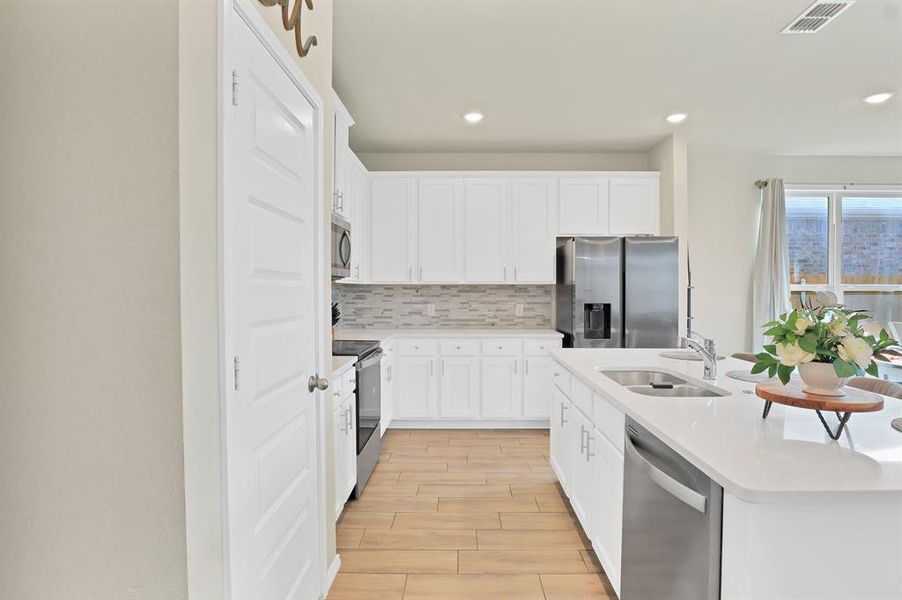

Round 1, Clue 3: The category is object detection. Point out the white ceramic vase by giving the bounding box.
[798,362,851,396]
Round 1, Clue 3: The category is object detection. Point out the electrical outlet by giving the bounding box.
[515,303,525,317]
[426,303,436,316]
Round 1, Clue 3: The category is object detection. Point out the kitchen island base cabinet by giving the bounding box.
[331,365,357,520]
[721,494,902,600]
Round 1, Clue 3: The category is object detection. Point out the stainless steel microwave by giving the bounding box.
[331,214,351,279]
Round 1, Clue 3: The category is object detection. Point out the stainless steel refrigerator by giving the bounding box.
[555,237,679,348]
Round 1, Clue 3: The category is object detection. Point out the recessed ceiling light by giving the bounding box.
[665,113,688,124]
[463,112,485,124]
[863,92,894,105]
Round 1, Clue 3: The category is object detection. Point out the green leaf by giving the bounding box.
[763,344,777,354]
[750,362,770,374]
[768,364,778,378]
[798,333,817,354]
[866,362,879,377]
[755,352,774,362]
[777,364,794,385]
[785,332,796,343]
[833,360,857,378]
[763,327,783,337]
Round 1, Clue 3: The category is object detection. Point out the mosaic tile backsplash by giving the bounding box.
[332,285,554,329]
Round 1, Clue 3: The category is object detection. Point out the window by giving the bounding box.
[786,187,901,325]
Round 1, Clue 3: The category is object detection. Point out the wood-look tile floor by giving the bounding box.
[329,428,616,600]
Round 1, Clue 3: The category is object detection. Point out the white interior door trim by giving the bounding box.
[220,1,329,597]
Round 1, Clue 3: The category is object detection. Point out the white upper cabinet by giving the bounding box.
[558,178,610,235]
[464,179,509,283]
[346,152,370,281]
[371,178,416,282]
[417,179,465,283]
[609,176,659,235]
[510,178,556,283]
[331,92,354,218]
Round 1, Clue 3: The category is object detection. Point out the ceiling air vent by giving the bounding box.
[781,0,856,34]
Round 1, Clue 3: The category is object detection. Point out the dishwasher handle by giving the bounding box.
[625,432,707,514]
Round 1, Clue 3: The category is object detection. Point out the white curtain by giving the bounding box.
[752,178,791,350]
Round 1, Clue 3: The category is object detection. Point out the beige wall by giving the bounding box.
[358,151,650,172]
[689,152,902,354]
[650,134,690,339]
[0,1,187,598]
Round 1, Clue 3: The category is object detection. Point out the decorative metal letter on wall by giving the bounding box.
[258,0,318,58]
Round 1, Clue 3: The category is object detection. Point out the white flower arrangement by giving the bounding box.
[753,307,899,384]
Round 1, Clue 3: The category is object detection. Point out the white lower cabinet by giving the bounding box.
[550,389,569,488]
[523,356,553,418]
[439,357,480,418]
[332,369,357,520]
[396,357,437,418]
[553,360,624,597]
[481,357,522,419]
[591,425,623,594]
[386,335,561,424]
[380,344,395,435]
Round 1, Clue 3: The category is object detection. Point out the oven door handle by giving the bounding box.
[625,433,707,514]
[355,348,384,370]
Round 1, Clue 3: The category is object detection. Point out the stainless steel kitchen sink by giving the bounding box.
[598,369,729,398]
[627,385,728,398]
[598,370,688,386]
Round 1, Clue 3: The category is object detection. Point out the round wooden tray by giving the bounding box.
[755,381,884,413]
[755,381,884,440]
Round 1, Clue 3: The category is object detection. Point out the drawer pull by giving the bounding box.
[497,345,503,350]
[456,345,461,350]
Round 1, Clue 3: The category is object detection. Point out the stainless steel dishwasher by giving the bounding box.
[621,417,723,600]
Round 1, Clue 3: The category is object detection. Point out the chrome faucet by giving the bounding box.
[683,335,718,380]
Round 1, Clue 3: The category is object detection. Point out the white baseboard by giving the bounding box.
[324,554,341,599]
[389,419,550,429]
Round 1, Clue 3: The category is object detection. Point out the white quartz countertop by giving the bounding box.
[331,355,356,376]
[335,328,563,342]
[550,348,902,503]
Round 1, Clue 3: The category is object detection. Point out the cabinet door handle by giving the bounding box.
[503,266,507,280]
[585,434,595,462]
[346,407,353,433]
[419,265,423,280]
[514,359,518,375]
[441,359,445,375]
[514,266,518,280]
[580,425,587,454]
[409,265,412,281]
[431,361,434,376]
[525,359,529,375]
[560,403,568,426]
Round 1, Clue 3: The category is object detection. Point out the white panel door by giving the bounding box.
[396,357,437,418]
[439,357,480,418]
[610,177,659,235]
[481,357,522,418]
[464,179,509,282]
[510,179,556,283]
[558,178,610,235]
[418,178,464,282]
[224,15,322,600]
[371,178,415,282]
[523,357,553,418]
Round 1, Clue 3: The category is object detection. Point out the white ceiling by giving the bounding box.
[333,0,902,156]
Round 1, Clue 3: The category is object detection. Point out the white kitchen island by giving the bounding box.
[550,348,902,600]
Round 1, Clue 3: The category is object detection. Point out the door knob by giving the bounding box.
[308,375,329,392]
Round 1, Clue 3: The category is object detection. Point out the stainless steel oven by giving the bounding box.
[331,214,351,279]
